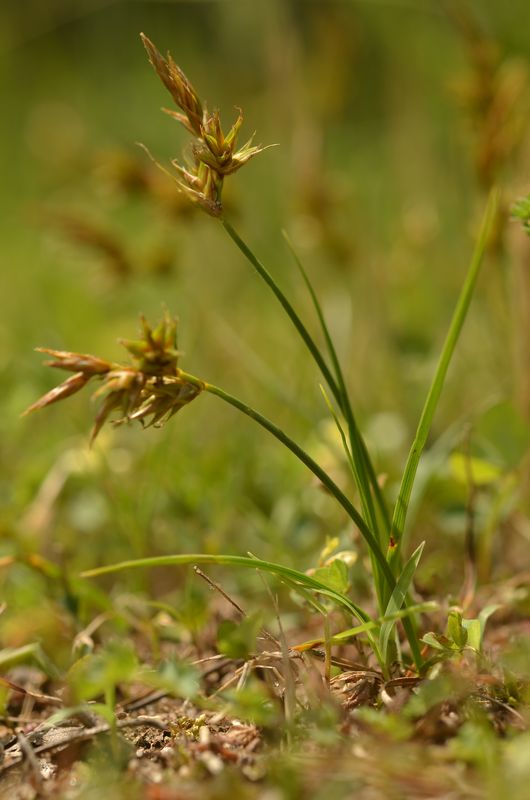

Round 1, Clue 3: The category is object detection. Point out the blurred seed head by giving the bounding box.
[448,6,529,192]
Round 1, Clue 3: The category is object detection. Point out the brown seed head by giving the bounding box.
[140,33,204,136]
[23,312,203,442]
[35,348,113,375]
[140,33,273,217]
[22,372,91,417]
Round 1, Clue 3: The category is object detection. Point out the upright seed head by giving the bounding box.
[140,33,273,217]
[140,33,204,136]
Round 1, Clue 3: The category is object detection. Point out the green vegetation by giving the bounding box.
[2,2,530,797]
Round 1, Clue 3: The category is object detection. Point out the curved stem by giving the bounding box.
[283,232,390,537]
[179,369,394,592]
[222,219,388,545]
[222,219,341,397]
[177,369,422,671]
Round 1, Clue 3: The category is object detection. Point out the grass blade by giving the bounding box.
[283,232,389,536]
[389,191,498,564]
[319,384,356,478]
[379,542,425,666]
[222,220,340,402]
[81,553,371,623]
[293,600,436,651]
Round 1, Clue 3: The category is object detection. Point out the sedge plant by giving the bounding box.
[24,35,498,678]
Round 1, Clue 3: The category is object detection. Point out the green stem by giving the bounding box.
[222,219,341,398]
[283,232,390,538]
[179,369,394,593]
[222,219,388,546]
[389,191,497,566]
[178,371,423,670]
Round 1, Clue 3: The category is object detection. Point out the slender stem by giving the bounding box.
[210,223,424,666]
[179,369,395,593]
[283,232,390,537]
[389,191,497,565]
[223,219,389,550]
[206,383,425,669]
[222,219,341,399]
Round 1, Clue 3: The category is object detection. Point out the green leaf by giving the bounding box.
[312,559,350,595]
[319,384,357,481]
[283,231,386,543]
[421,632,452,652]
[82,553,372,625]
[462,604,500,653]
[461,618,480,651]
[447,610,468,649]
[389,191,497,562]
[217,611,262,660]
[379,542,425,662]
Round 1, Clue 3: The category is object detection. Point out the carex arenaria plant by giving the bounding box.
[25,35,498,677]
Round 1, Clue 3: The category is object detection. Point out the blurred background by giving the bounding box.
[1,0,530,644]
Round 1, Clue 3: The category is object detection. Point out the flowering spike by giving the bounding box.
[22,372,90,416]
[35,349,112,375]
[151,316,167,347]
[119,339,150,359]
[90,392,124,444]
[140,34,204,136]
[24,313,203,442]
[140,34,273,217]
[224,109,244,148]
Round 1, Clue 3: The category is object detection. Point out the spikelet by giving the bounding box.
[140,34,273,216]
[23,312,202,442]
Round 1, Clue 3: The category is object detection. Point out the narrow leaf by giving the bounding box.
[379,542,425,662]
[389,191,498,561]
[294,601,436,651]
[82,553,371,623]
